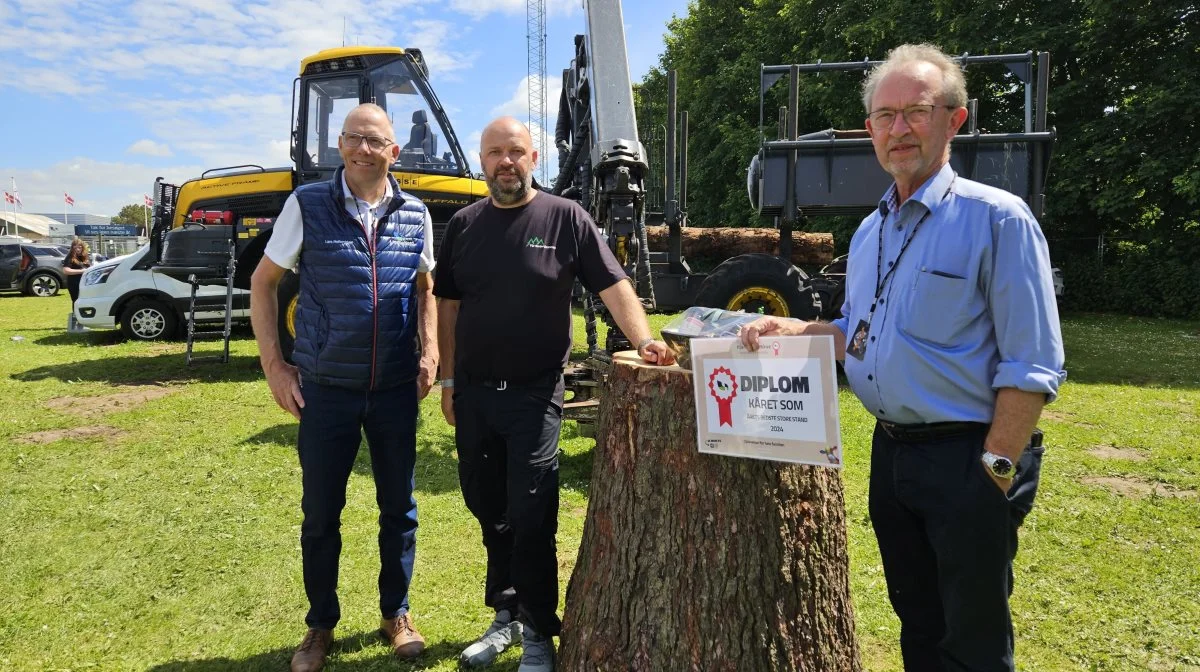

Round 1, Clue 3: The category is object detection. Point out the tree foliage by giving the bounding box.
[111,204,151,227]
[638,0,1200,316]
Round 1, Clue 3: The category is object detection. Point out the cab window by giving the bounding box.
[304,76,360,169]
[371,60,462,175]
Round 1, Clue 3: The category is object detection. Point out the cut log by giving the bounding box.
[560,352,860,671]
[645,225,835,268]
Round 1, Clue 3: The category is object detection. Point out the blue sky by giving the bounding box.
[0,0,690,217]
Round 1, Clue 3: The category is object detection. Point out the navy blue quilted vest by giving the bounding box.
[291,168,427,390]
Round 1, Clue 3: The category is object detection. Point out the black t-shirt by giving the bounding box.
[433,193,627,382]
[65,259,87,286]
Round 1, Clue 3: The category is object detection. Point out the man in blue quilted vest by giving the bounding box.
[250,103,437,672]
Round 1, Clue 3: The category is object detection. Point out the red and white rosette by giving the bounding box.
[707,366,738,427]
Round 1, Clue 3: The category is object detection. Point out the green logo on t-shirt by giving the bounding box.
[526,236,555,250]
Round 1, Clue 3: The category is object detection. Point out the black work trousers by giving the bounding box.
[869,422,1044,672]
[454,375,564,637]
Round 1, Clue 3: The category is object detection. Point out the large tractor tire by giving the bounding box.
[693,253,822,320]
[276,270,299,364]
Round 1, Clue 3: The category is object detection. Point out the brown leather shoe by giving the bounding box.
[291,628,332,672]
[379,612,426,659]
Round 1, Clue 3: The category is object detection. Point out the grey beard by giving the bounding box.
[487,174,531,205]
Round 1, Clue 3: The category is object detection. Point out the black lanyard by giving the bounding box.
[868,178,955,324]
[351,193,381,249]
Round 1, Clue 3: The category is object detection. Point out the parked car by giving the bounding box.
[74,244,249,341]
[0,236,67,297]
[53,244,108,263]
[0,236,23,292]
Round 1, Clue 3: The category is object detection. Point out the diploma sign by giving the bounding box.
[691,335,842,467]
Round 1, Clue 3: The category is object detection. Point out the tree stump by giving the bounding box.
[560,352,860,671]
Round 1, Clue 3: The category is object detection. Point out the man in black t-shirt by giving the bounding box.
[434,117,673,671]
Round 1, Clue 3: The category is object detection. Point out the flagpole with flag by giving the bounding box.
[143,194,154,237]
[10,177,21,236]
[64,192,76,243]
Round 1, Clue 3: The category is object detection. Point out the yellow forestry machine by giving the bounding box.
[144,46,486,362]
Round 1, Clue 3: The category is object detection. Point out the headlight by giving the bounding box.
[84,265,116,286]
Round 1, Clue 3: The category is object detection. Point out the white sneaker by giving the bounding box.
[460,609,522,667]
[517,627,555,672]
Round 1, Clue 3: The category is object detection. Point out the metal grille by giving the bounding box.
[641,124,664,215]
[222,193,290,216]
[153,181,181,235]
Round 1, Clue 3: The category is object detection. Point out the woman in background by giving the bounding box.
[62,237,90,307]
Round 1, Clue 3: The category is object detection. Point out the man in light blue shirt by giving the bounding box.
[740,44,1065,672]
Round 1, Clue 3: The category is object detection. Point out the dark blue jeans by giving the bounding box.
[869,422,1044,672]
[297,378,419,630]
[453,376,564,637]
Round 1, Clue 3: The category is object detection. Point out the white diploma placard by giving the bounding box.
[691,335,842,467]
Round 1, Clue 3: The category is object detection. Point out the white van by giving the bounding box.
[74,244,249,340]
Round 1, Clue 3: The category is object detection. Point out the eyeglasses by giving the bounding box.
[868,104,957,129]
[341,132,394,151]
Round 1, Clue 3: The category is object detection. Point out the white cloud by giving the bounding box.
[127,91,293,170]
[489,74,561,121]
[127,140,173,157]
[447,0,579,18]
[0,0,475,176]
[1,0,597,213]
[1,66,101,96]
[6,158,206,217]
[489,74,562,155]
[399,19,477,81]
[464,130,482,173]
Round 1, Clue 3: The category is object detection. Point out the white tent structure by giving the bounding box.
[0,212,64,241]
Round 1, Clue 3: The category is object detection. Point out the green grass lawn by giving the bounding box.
[1,295,1198,671]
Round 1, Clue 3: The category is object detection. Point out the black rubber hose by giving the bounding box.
[551,123,590,196]
[633,209,655,306]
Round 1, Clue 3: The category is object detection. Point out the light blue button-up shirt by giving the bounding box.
[831,163,1066,424]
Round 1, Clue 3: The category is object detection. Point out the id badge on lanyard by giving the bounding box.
[847,179,953,361]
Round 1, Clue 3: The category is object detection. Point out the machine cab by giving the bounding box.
[294,47,473,187]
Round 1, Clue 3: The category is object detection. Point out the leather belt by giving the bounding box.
[878,420,989,443]
[459,371,561,391]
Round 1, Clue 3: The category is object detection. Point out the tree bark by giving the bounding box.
[644,226,835,268]
[560,352,861,671]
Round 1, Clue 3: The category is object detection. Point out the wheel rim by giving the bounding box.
[728,286,789,316]
[30,275,57,296]
[285,295,299,339]
[130,308,166,339]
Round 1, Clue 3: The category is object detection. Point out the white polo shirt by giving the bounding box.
[263,173,436,273]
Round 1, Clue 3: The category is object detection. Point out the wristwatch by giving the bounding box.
[440,378,454,388]
[981,451,1016,479]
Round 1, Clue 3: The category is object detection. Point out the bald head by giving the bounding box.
[479,116,538,207]
[342,103,395,141]
[480,116,532,152]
